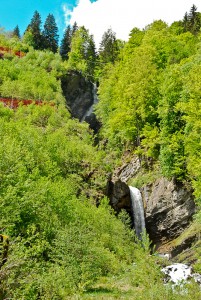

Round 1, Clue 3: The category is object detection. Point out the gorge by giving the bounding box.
[61,76,197,257]
[60,66,201,273]
[107,156,196,257]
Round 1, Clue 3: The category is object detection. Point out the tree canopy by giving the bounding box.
[67,26,96,78]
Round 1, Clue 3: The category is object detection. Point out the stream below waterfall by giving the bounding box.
[128,186,201,289]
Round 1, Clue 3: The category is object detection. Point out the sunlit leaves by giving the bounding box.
[67,26,96,78]
[0,50,65,103]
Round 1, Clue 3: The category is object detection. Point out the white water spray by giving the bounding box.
[129,186,146,239]
[81,83,98,121]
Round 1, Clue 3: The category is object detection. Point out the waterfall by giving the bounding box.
[129,186,146,239]
[81,83,98,122]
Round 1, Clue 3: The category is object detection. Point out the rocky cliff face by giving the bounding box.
[61,71,100,132]
[141,178,195,247]
[61,71,94,121]
[107,157,195,250]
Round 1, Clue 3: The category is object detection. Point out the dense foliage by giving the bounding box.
[96,15,201,203]
[0,48,64,102]
[67,26,96,79]
[1,4,201,299]
[0,104,136,298]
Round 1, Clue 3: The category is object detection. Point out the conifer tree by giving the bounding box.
[189,4,197,20]
[98,28,119,64]
[72,21,78,36]
[60,25,72,60]
[42,14,59,53]
[12,25,20,39]
[86,34,97,76]
[183,12,189,32]
[189,4,201,34]
[183,5,201,34]
[25,11,43,49]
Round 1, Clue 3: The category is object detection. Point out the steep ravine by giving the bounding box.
[61,73,197,259]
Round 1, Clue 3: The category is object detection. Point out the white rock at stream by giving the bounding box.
[162,263,192,284]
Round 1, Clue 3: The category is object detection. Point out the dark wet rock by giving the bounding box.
[85,113,101,134]
[107,179,131,213]
[61,71,94,121]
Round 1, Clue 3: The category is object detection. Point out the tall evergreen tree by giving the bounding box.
[72,21,78,36]
[12,25,20,39]
[86,34,97,76]
[183,12,189,32]
[60,25,72,60]
[25,11,43,49]
[189,4,201,34]
[98,28,119,64]
[189,4,197,20]
[184,5,201,34]
[42,14,59,53]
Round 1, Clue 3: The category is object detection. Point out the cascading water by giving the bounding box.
[81,83,98,122]
[129,186,146,239]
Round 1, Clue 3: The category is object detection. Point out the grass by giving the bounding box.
[65,260,201,300]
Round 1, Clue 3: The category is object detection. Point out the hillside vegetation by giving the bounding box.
[96,18,201,205]
[1,5,201,299]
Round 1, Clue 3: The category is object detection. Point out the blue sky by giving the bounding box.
[0,0,96,39]
[0,0,201,47]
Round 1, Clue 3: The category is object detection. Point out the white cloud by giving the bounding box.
[62,3,74,26]
[66,0,201,48]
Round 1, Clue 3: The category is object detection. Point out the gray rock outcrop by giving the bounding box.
[61,71,100,132]
[142,178,195,246]
[112,155,141,183]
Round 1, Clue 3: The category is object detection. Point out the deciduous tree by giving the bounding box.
[67,26,96,78]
